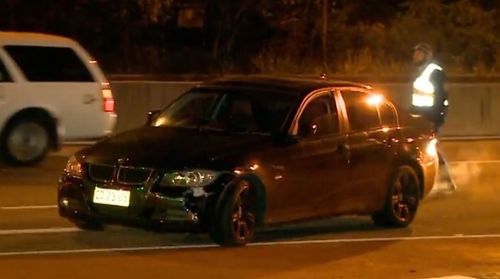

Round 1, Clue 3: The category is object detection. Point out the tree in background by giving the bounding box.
[1,0,500,75]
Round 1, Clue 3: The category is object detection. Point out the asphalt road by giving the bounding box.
[1,140,500,279]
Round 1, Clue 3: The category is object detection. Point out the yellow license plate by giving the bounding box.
[93,187,130,207]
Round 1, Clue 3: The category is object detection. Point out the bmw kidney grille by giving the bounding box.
[87,164,153,185]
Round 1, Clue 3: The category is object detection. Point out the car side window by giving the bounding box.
[4,45,94,82]
[342,90,381,131]
[380,101,397,127]
[0,57,12,82]
[219,97,259,132]
[298,93,339,137]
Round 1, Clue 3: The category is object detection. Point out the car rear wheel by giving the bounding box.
[1,118,50,165]
[211,180,257,246]
[372,166,420,227]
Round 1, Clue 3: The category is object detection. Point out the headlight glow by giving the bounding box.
[161,169,218,187]
[366,94,383,106]
[426,138,438,158]
[65,155,83,178]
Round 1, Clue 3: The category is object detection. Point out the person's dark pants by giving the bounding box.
[410,107,455,192]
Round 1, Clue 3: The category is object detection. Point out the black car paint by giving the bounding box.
[58,76,437,235]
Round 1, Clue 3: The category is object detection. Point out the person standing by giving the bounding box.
[411,43,448,131]
[411,43,456,192]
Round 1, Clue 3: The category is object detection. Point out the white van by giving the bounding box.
[0,32,116,165]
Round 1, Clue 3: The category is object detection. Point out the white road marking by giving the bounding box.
[0,243,218,257]
[0,205,58,210]
[1,233,500,257]
[0,227,81,236]
[448,160,500,164]
[425,276,476,279]
[249,233,500,247]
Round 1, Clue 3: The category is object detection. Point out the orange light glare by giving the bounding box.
[367,94,383,106]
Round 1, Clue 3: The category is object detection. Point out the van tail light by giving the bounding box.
[101,83,115,113]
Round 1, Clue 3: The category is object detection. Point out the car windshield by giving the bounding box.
[152,89,298,135]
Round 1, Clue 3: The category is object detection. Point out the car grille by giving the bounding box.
[87,164,154,185]
[88,164,115,183]
[117,166,154,185]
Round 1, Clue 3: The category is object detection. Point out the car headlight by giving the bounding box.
[426,138,438,158]
[65,155,83,178]
[160,169,218,187]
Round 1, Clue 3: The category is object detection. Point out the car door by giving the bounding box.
[271,90,350,220]
[340,89,396,213]
[0,50,19,129]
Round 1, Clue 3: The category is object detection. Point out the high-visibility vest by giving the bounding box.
[412,63,443,107]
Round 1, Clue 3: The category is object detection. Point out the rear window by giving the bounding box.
[4,45,94,82]
[342,90,381,131]
[380,102,397,126]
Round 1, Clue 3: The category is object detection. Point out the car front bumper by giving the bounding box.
[57,174,214,231]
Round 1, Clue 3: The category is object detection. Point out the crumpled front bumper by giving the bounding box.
[57,174,213,231]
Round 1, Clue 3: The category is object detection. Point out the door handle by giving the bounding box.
[337,143,350,156]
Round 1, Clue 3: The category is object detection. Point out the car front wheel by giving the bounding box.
[211,179,257,246]
[372,165,420,228]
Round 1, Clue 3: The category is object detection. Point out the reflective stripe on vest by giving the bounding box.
[412,63,443,107]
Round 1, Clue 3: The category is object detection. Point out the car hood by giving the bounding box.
[78,126,271,169]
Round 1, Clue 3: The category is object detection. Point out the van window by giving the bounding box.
[4,46,94,82]
[0,58,12,82]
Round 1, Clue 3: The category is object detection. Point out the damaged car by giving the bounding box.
[58,76,438,246]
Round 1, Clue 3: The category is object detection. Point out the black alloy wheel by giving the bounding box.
[211,180,257,246]
[231,182,256,243]
[372,166,420,228]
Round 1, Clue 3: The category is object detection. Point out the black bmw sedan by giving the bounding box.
[58,76,439,246]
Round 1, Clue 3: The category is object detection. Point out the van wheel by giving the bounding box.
[372,166,420,228]
[0,118,50,165]
[211,180,257,246]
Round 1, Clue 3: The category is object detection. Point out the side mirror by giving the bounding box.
[146,110,161,126]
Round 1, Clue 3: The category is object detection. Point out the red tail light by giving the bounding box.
[101,83,115,113]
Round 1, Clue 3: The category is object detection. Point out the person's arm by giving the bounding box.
[430,69,447,108]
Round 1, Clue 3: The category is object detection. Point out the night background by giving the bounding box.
[1,0,499,76]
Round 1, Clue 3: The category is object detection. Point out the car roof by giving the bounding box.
[0,31,77,47]
[195,75,372,97]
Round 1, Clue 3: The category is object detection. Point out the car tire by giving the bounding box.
[372,165,420,228]
[0,118,50,166]
[210,179,258,246]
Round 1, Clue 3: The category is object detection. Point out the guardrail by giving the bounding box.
[110,81,500,138]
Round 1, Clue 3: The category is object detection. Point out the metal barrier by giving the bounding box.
[110,81,500,138]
